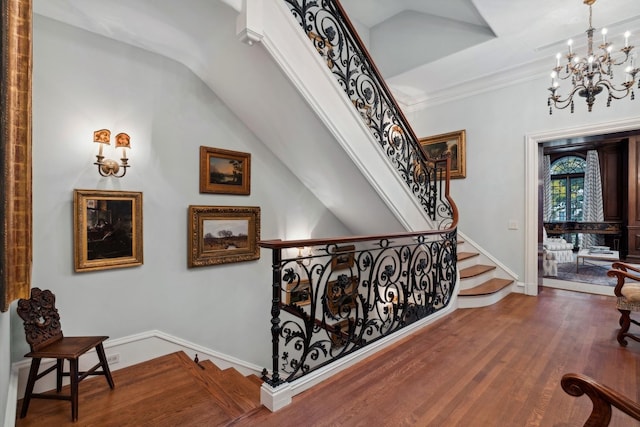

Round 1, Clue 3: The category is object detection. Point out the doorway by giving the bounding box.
[524,118,640,297]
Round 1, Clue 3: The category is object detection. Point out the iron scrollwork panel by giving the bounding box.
[267,235,456,385]
[283,0,453,226]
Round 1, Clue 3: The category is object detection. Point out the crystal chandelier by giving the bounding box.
[547,0,639,114]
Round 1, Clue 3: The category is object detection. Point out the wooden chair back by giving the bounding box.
[17,287,63,351]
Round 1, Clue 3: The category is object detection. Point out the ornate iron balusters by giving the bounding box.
[263,234,456,386]
[283,0,453,227]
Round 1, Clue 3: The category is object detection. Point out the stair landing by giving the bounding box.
[15,351,262,426]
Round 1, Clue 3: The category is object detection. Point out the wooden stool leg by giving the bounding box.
[618,309,631,347]
[69,358,79,422]
[95,343,115,389]
[20,358,41,418]
[56,358,64,392]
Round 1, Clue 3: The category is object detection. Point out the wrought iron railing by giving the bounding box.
[258,0,460,387]
[260,228,457,386]
[283,0,455,229]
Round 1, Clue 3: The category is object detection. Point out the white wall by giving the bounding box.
[10,15,353,370]
[408,76,640,279]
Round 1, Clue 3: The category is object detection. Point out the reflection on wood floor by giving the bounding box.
[16,288,640,426]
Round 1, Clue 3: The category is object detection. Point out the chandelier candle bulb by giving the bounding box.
[625,31,630,47]
[601,28,607,44]
[568,39,573,54]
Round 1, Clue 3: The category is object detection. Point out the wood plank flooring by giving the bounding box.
[16,288,640,426]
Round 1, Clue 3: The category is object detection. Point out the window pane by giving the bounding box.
[550,156,586,175]
[550,178,567,221]
[569,177,584,221]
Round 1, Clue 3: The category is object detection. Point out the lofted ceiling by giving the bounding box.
[32,0,640,109]
[340,0,640,108]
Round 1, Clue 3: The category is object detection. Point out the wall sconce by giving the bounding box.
[93,129,131,178]
[296,247,311,266]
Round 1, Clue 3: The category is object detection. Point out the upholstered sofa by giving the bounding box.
[542,228,573,277]
[543,227,574,263]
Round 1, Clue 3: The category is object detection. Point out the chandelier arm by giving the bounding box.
[595,76,636,96]
[549,84,586,109]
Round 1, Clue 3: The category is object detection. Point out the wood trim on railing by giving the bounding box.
[333,0,420,152]
[332,0,459,231]
[259,226,456,249]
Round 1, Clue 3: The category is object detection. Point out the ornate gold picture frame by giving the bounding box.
[199,146,251,195]
[74,190,144,272]
[188,205,260,267]
[419,130,466,179]
[0,0,33,310]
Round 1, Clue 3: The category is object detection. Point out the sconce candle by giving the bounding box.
[115,132,130,160]
[93,129,131,178]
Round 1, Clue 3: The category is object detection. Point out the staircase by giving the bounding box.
[15,351,264,426]
[187,353,263,421]
[456,240,515,308]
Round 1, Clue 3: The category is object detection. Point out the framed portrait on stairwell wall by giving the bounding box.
[419,129,466,179]
[74,189,143,272]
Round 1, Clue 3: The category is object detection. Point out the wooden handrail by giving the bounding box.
[561,373,640,426]
[331,0,458,230]
[259,227,456,249]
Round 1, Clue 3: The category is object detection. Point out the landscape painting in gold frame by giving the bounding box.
[188,205,260,267]
[419,130,466,179]
[199,146,251,195]
[74,190,143,272]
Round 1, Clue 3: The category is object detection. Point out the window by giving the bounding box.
[549,156,586,221]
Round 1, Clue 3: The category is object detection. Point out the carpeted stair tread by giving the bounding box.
[458,252,479,262]
[459,278,513,296]
[460,264,495,279]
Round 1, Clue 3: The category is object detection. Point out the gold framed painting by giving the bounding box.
[74,190,143,272]
[188,205,260,267]
[419,129,466,179]
[199,146,251,195]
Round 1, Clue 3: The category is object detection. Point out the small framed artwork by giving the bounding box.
[73,189,143,272]
[331,245,355,270]
[199,146,251,195]
[419,129,466,179]
[188,205,260,267]
[326,275,359,315]
[285,280,311,306]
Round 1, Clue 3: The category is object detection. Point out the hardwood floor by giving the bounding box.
[15,288,640,426]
